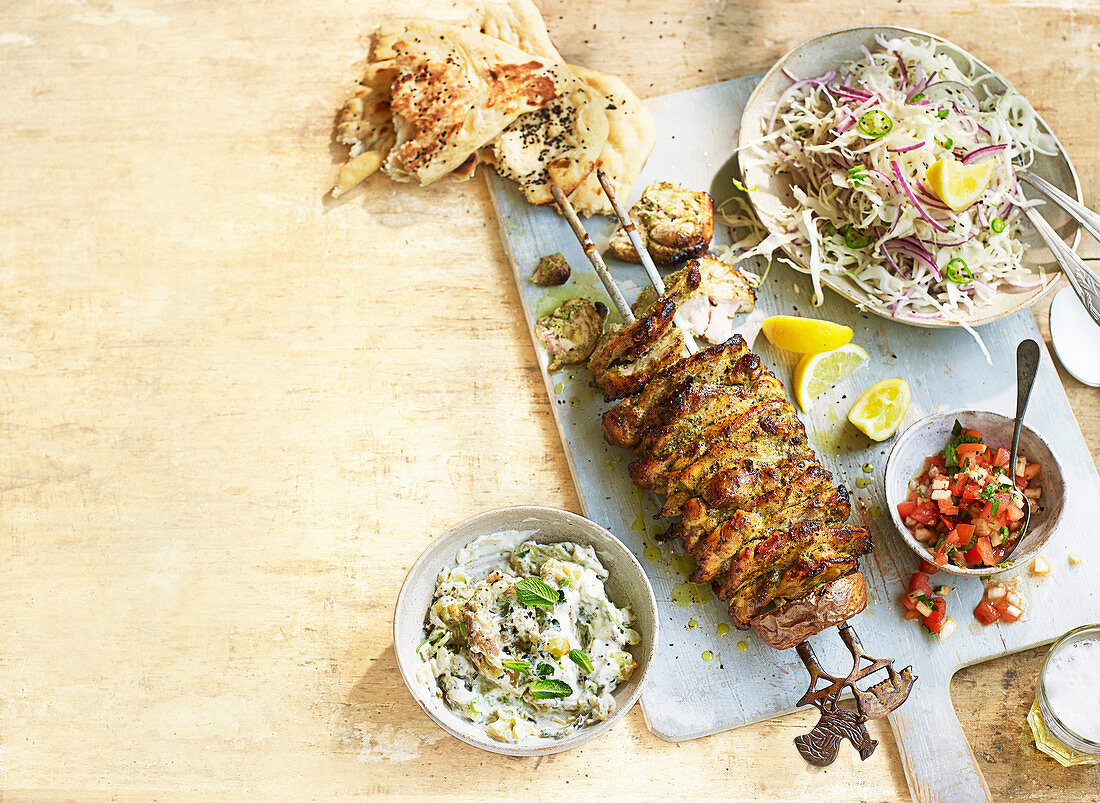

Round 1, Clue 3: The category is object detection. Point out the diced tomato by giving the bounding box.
[957,443,986,460]
[897,500,918,519]
[992,447,1011,469]
[965,536,996,566]
[1005,502,1025,523]
[911,500,939,526]
[954,523,975,542]
[933,548,949,567]
[908,572,934,596]
[929,454,947,470]
[962,428,983,439]
[961,482,983,501]
[919,559,940,574]
[950,474,967,497]
[974,599,1000,625]
[937,500,959,516]
[981,500,994,519]
[923,596,947,634]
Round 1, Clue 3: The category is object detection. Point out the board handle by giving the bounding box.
[888,671,991,803]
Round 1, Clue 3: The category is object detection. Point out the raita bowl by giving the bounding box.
[393,506,658,756]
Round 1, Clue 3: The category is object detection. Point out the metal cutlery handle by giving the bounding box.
[1023,207,1100,327]
[1020,171,1100,244]
[1010,339,1040,473]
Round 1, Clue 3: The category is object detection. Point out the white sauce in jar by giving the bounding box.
[1043,637,1100,743]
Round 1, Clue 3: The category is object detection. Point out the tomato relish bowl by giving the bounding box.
[884,409,1065,577]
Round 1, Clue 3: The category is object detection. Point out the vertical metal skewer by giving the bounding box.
[597,170,699,354]
[551,185,635,324]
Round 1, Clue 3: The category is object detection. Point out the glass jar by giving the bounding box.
[1029,623,1100,766]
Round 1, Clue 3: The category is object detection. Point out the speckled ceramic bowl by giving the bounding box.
[737,26,1081,329]
[393,506,658,756]
[884,409,1065,577]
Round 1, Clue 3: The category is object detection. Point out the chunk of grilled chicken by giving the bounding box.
[691,484,853,583]
[629,401,809,496]
[728,557,865,628]
[601,337,752,448]
[607,181,714,266]
[675,461,835,551]
[587,299,684,401]
[588,258,756,401]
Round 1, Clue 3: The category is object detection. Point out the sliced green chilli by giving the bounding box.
[858,109,893,137]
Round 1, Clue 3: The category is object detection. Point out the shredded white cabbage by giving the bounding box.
[739,35,1057,337]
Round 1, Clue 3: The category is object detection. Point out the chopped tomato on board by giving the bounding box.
[974,599,999,626]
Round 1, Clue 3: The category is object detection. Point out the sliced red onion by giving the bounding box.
[921,80,980,106]
[962,144,1008,164]
[894,51,909,90]
[888,141,926,153]
[976,205,988,228]
[884,241,942,280]
[881,244,909,279]
[767,71,836,132]
[890,161,950,234]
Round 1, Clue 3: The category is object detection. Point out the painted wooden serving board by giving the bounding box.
[486,74,1100,803]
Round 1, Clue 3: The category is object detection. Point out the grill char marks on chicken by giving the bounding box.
[597,334,871,632]
[601,336,750,449]
[587,299,683,401]
[588,257,757,403]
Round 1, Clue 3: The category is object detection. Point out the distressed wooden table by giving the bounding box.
[1,1,1097,800]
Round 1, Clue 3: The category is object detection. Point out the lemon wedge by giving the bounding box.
[793,344,870,412]
[761,315,853,353]
[925,157,994,211]
[848,378,911,441]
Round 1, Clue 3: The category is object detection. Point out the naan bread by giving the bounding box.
[467,1,608,205]
[471,0,561,61]
[332,59,399,199]
[566,65,656,216]
[384,21,566,186]
[487,74,609,204]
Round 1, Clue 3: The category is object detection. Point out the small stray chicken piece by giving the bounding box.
[529,252,572,286]
[607,181,714,265]
[535,298,608,371]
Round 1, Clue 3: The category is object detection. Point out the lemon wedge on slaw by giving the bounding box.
[847,378,911,441]
[925,157,995,211]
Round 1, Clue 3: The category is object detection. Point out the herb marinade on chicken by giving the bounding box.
[589,289,871,630]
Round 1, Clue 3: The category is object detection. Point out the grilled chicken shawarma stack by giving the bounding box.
[589,273,872,648]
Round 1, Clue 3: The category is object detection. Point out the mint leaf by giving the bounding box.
[515,577,562,608]
[536,662,554,678]
[502,659,530,675]
[951,419,963,437]
[568,649,594,673]
[528,679,573,699]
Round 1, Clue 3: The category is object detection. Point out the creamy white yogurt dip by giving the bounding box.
[415,531,640,742]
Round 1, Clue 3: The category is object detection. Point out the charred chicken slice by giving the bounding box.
[588,258,756,402]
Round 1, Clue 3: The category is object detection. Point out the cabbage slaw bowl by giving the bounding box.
[737,26,1082,330]
[393,506,658,756]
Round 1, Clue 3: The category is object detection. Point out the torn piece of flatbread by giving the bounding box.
[566,65,656,217]
[486,74,609,204]
[471,0,562,61]
[333,59,399,199]
[384,21,567,186]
